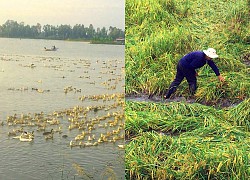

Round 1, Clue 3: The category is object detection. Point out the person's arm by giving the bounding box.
[207,60,225,82]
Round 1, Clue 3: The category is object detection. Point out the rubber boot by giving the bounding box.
[189,84,197,96]
[164,86,176,99]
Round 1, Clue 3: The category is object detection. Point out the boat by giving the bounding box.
[44,46,58,51]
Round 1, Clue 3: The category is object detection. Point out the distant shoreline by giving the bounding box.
[0,37,125,45]
[65,38,124,45]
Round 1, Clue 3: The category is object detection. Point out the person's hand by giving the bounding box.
[218,75,225,82]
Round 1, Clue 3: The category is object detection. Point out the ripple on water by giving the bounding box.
[0,38,125,179]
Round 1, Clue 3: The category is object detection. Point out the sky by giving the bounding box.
[0,0,125,29]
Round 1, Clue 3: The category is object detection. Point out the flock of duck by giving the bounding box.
[1,55,125,149]
[2,93,124,148]
[5,57,124,94]
[3,93,125,148]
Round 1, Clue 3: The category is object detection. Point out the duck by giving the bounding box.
[43,129,53,135]
[88,135,94,141]
[8,131,17,136]
[84,142,93,147]
[78,125,85,130]
[13,135,21,139]
[62,134,68,138]
[19,134,33,142]
[19,137,33,142]
[79,141,85,148]
[75,134,85,141]
[70,140,78,148]
[118,144,125,149]
[23,131,34,139]
[47,119,60,125]
[37,89,44,93]
[13,131,34,141]
[45,134,53,140]
[113,129,120,134]
[14,127,24,133]
[53,126,62,133]
[106,131,112,137]
[68,124,77,130]
[98,138,103,143]
[70,140,74,146]
[37,126,46,132]
[113,136,120,141]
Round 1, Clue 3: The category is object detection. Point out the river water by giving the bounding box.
[0,38,125,179]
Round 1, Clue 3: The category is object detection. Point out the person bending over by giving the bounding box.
[164,48,225,99]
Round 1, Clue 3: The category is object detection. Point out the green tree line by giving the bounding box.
[0,20,124,42]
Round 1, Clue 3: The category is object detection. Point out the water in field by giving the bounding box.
[0,38,125,180]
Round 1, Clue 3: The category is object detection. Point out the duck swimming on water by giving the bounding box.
[15,132,34,142]
[45,134,53,140]
[19,136,33,142]
[43,129,53,136]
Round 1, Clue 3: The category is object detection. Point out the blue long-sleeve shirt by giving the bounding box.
[179,51,220,76]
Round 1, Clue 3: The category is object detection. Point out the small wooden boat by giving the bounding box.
[44,46,58,51]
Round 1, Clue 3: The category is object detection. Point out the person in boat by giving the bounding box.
[44,46,56,51]
[164,48,225,99]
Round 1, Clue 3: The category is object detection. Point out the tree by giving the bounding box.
[108,26,124,40]
[86,24,95,39]
[0,20,124,42]
[58,24,71,39]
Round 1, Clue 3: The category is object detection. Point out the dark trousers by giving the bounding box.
[165,62,197,98]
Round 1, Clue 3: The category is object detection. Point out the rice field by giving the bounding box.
[125,100,250,179]
[125,0,250,104]
[125,0,250,179]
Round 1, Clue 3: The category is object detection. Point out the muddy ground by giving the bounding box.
[125,93,240,108]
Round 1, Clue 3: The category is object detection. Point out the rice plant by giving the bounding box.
[125,101,250,179]
[226,98,250,131]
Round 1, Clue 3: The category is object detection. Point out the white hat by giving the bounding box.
[203,48,218,58]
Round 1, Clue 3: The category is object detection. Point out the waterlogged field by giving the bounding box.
[0,38,125,179]
[125,0,250,179]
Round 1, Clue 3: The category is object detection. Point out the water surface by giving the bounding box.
[0,38,125,179]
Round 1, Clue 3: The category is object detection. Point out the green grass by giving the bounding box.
[126,130,250,180]
[125,0,250,179]
[125,0,250,104]
[125,100,250,179]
